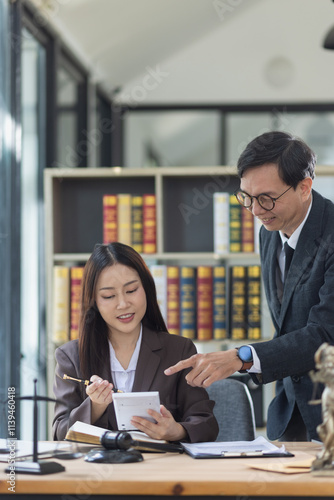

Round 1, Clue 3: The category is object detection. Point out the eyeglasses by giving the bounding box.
[234,186,292,211]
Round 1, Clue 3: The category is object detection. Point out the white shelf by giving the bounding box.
[52,251,260,264]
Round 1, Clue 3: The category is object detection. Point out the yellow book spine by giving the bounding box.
[52,266,70,344]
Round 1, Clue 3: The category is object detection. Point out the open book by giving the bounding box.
[65,421,182,453]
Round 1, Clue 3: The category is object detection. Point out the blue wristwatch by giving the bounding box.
[236,346,253,373]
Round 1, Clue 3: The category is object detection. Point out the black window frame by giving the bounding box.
[119,103,334,166]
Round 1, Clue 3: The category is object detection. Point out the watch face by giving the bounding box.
[238,345,253,363]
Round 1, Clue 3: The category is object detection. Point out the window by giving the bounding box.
[124,109,221,167]
[0,0,14,439]
[95,90,112,167]
[20,25,47,439]
[123,105,334,168]
[55,52,88,168]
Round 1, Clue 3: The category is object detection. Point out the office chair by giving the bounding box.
[206,378,256,441]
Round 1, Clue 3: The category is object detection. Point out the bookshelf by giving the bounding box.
[43,165,334,435]
[44,165,267,338]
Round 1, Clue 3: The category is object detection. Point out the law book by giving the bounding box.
[150,264,168,325]
[213,192,229,254]
[64,421,179,453]
[229,265,247,340]
[52,266,70,343]
[70,266,84,340]
[167,266,180,335]
[196,266,213,340]
[117,194,132,246]
[180,266,196,339]
[247,265,262,340]
[131,195,143,253]
[143,194,156,254]
[212,266,227,340]
[241,207,254,253]
[229,195,242,253]
[102,194,118,244]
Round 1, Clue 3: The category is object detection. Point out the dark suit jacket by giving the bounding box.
[53,326,219,443]
[251,190,334,440]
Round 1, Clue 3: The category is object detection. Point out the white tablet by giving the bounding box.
[112,391,161,431]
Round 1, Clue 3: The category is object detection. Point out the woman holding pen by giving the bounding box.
[53,242,218,443]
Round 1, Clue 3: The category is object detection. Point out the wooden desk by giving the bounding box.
[0,442,333,499]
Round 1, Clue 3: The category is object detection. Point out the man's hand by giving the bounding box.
[164,349,243,388]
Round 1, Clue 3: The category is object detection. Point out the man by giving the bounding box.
[165,131,334,441]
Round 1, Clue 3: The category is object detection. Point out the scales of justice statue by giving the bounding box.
[5,379,66,475]
[309,343,334,475]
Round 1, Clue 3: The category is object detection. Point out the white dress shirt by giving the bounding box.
[108,326,143,392]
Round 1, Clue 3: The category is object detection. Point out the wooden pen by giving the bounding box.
[62,374,123,392]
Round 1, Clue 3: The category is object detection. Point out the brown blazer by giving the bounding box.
[53,326,218,443]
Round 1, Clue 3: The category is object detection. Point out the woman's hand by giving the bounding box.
[130,404,187,442]
[86,375,114,405]
[86,375,114,423]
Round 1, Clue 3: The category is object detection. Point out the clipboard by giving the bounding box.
[181,436,294,459]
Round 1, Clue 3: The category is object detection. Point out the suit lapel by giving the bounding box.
[279,191,323,324]
[106,329,162,428]
[132,327,162,392]
[106,327,164,427]
[266,232,282,325]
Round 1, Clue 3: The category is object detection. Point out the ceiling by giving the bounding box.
[26,0,334,168]
[28,0,257,94]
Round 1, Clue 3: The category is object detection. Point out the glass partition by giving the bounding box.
[124,110,221,167]
[276,112,334,165]
[20,27,47,439]
[0,0,12,438]
[56,55,88,168]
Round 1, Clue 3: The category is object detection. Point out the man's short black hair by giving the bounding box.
[237,131,316,188]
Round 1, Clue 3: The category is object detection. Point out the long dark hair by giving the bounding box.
[78,242,167,379]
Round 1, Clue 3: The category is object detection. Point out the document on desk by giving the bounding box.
[181,436,294,459]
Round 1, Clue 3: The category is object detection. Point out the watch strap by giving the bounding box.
[238,359,253,373]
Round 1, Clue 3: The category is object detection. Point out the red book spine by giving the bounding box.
[196,266,213,340]
[143,194,156,254]
[167,266,180,335]
[103,194,117,244]
[70,266,84,340]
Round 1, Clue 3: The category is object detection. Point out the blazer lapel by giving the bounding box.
[132,327,162,392]
[106,327,163,427]
[266,232,282,325]
[279,191,323,324]
[100,345,119,430]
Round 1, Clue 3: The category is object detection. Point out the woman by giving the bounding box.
[53,242,218,442]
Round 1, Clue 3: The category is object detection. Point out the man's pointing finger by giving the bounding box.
[164,356,196,376]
